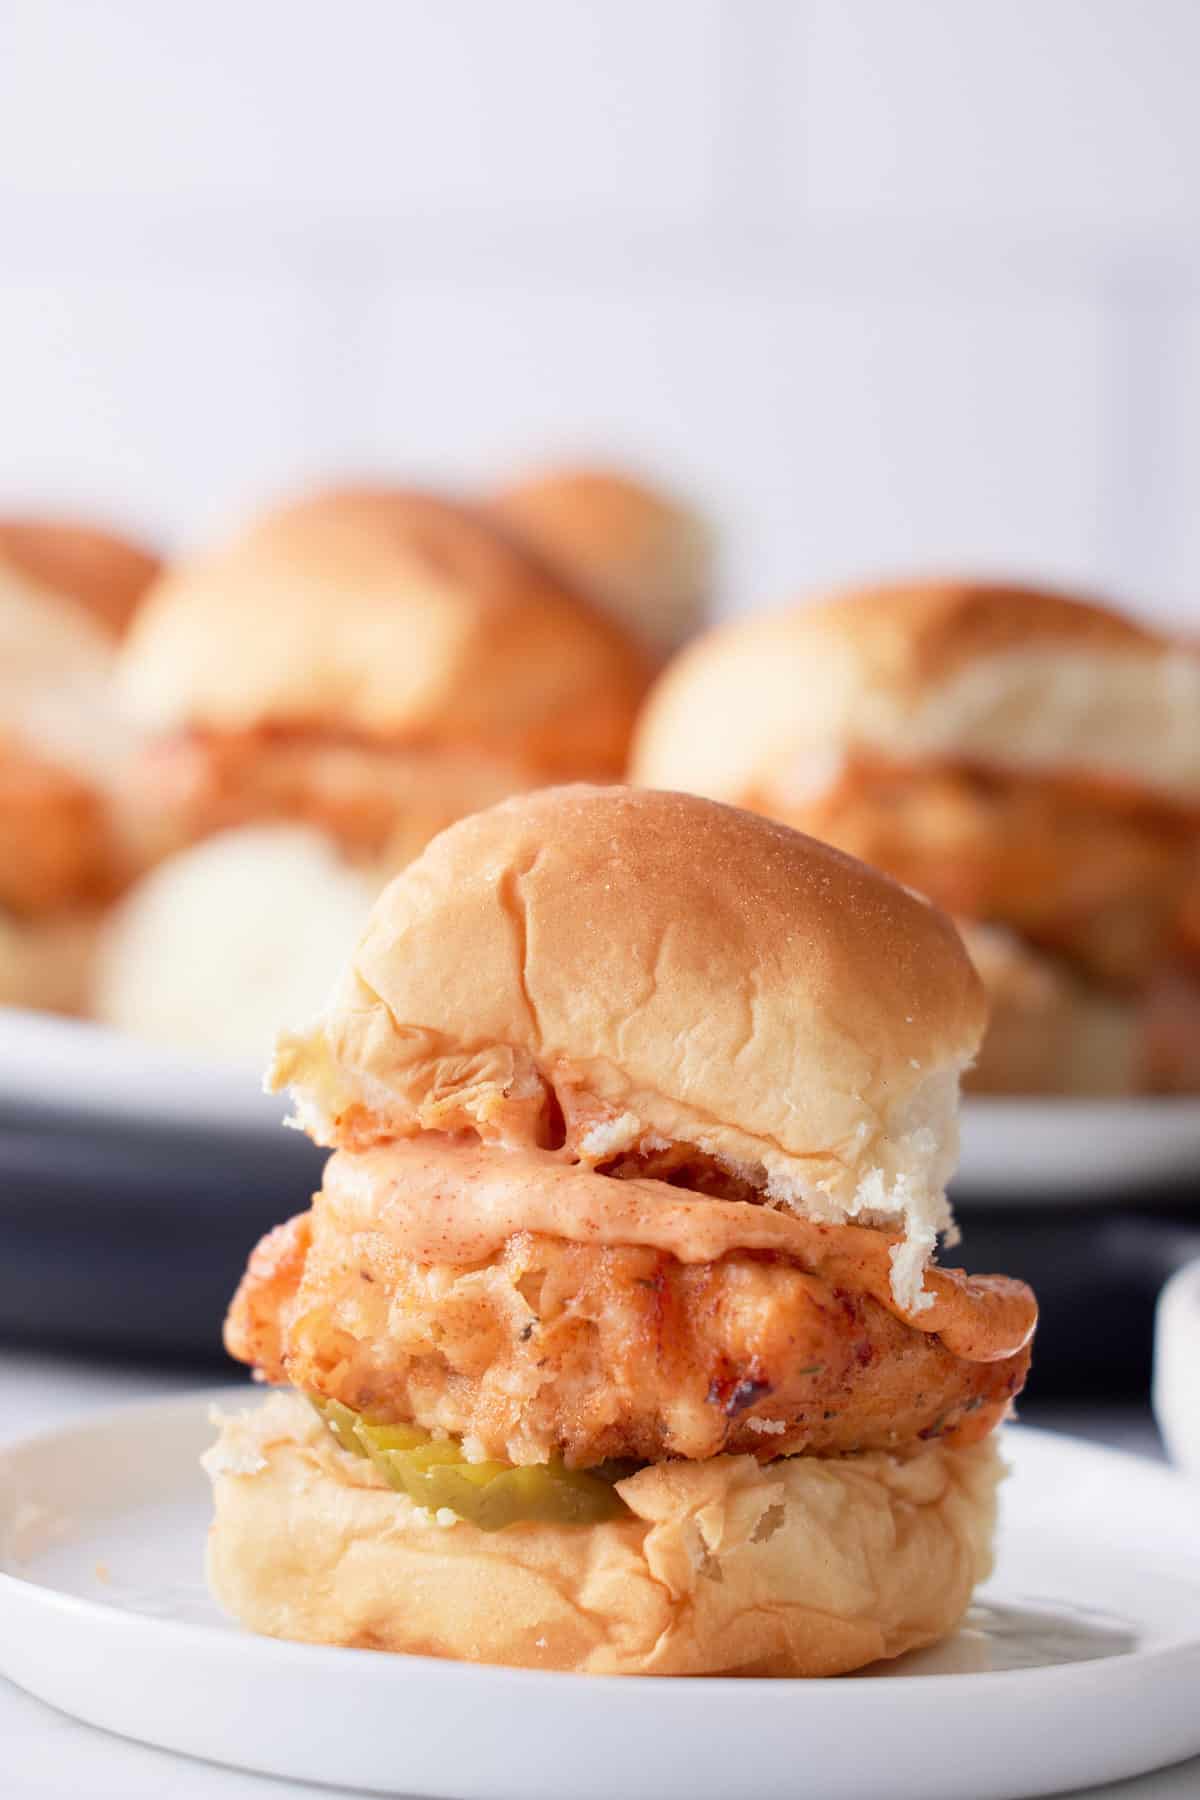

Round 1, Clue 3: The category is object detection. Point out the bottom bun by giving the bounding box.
[205,1393,1001,1677]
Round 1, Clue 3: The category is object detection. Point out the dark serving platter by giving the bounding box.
[0,1102,325,1366]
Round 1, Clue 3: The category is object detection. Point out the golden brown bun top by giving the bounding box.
[490,464,714,657]
[0,517,161,637]
[273,786,984,1285]
[633,578,1200,804]
[120,487,651,776]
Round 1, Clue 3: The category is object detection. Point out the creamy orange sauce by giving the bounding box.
[322,1140,1036,1364]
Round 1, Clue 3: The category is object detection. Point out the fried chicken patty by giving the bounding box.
[755,755,1197,990]
[226,1192,1031,1470]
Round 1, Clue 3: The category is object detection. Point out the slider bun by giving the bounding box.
[633,580,1200,805]
[206,1394,1000,1677]
[95,826,376,1065]
[0,516,160,637]
[121,487,650,777]
[274,786,985,1287]
[491,464,714,657]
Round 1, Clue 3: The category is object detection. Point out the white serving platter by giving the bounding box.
[1,1395,1198,1800]
[955,1095,1200,1201]
[0,1007,282,1135]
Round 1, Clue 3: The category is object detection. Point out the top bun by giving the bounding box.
[120,487,650,778]
[272,786,985,1302]
[0,517,160,637]
[633,580,1200,805]
[491,465,713,657]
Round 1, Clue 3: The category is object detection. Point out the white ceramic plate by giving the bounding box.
[0,1008,281,1135]
[3,1007,1200,1204]
[1,1395,1198,1800]
[955,1096,1200,1201]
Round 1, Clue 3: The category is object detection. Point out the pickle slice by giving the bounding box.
[354,1418,429,1456]
[372,1448,626,1529]
[309,1397,369,1458]
[308,1393,629,1530]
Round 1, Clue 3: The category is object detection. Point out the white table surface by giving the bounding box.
[1,1349,1197,1800]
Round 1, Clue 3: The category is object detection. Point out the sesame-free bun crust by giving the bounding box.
[633,580,1200,804]
[273,786,985,1279]
[491,464,714,656]
[206,1394,1000,1676]
[120,487,649,776]
[0,517,160,637]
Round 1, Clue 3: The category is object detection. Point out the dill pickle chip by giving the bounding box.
[408,1457,623,1529]
[402,1441,472,1469]
[307,1393,629,1528]
[353,1418,431,1456]
[312,1398,369,1458]
[472,1463,626,1530]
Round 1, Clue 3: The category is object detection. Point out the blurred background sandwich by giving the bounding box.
[490,463,715,660]
[95,484,651,1062]
[0,517,158,1013]
[634,581,1200,1097]
[0,2,1197,1432]
[0,516,160,640]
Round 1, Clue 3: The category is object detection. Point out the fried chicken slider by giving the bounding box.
[98,488,650,1060]
[121,486,649,847]
[0,540,148,1013]
[0,513,160,638]
[633,582,1200,1095]
[208,785,1035,1675]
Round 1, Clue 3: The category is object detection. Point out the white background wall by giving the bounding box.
[1,0,1198,626]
